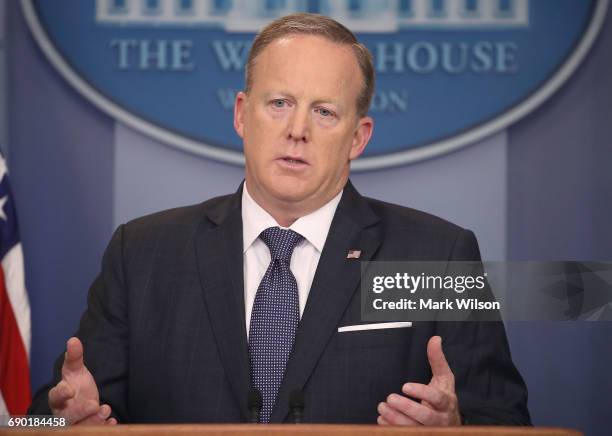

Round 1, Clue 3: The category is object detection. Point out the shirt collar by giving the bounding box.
[242,182,342,253]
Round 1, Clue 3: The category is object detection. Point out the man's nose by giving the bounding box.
[286,107,310,143]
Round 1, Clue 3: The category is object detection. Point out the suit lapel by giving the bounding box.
[270,181,382,422]
[195,185,251,421]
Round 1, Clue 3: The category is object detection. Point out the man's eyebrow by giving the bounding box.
[312,98,341,108]
[262,91,294,99]
[261,91,344,110]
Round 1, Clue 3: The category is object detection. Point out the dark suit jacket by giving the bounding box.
[30,181,530,424]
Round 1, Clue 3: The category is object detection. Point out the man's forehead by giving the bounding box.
[251,35,362,97]
[261,34,354,60]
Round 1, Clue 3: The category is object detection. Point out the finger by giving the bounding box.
[377,415,391,426]
[63,337,85,373]
[427,336,454,387]
[49,380,76,410]
[59,399,101,425]
[385,393,436,425]
[73,413,106,426]
[378,399,422,426]
[73,404,111,426]
[378,401,421,426]
[105,417,118,425]
[99,404,112,420]
[402,383,449,410]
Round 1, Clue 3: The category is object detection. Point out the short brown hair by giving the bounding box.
[245,13,375,118]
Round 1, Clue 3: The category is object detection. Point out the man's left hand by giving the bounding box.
[377,335,462,426]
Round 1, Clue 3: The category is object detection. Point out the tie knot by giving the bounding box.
[260,227,303,262]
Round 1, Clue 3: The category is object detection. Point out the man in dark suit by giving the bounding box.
[29,13,530,426]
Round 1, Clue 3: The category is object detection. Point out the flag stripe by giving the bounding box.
[1,244,30,357]
[0,156,31,416]
[0,265,31,414]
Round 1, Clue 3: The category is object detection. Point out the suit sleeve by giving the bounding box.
[437,229,531,425]
[28,225,130,421]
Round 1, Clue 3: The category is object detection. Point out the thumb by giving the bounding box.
[63,337,85,373]
[427,336,454,387]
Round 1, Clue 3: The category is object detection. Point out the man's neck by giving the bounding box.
[244,181,344,228]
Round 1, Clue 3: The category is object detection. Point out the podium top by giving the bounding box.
[0,424,583,436]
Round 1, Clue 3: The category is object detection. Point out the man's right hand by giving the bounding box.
[48,337,117,425]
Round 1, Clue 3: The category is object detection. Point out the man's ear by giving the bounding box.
[234,91,248,139]
[349,116,374,161]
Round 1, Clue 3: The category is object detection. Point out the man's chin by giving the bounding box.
[268,188,310,205]
[259,180,313,204]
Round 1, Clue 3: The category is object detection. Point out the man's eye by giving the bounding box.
[317,108,334,117]
[272,99,286,108]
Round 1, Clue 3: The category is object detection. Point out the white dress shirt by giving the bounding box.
[242,183,342,338]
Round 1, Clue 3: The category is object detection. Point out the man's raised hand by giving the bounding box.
[48,337,117,425]
[377,336,461,426]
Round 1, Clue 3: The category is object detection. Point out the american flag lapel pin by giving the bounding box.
[346,249,361,259]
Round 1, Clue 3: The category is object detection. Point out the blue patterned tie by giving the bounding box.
[248,227,303,423]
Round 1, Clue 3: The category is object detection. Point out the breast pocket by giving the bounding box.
[334,323,413,350]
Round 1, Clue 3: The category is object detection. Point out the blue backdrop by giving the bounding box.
[4,1,612,434]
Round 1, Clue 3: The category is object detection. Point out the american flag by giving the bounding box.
[0,155,31,416]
